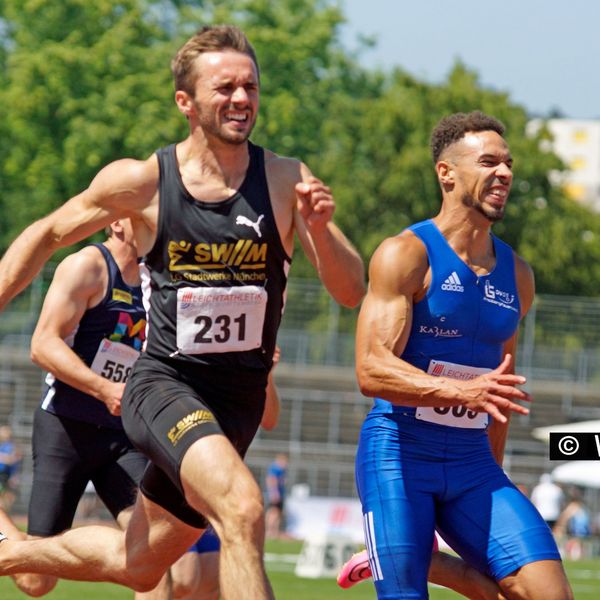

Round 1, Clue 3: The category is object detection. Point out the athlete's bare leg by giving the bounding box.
[0,435,272,600]
[339,547,505,599]
[116,507,171,600]
[0,500,171,598]
[429,551,506,600]
[180,434,274,600]
[0,508,56,597]
[171,551,201,599]
[171,550,219,600]
[0,494,201,592]
[498,560,573,600]
[0,434,271,599]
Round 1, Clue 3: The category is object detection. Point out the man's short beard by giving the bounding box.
[461,192,504,223]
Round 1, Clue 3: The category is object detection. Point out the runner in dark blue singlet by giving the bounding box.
[23,220,167,599]
[30,233,147,537]
[354,112,572,600]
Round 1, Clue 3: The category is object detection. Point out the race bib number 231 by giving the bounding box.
[176,285,267,354]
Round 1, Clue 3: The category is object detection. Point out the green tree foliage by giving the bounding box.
[0,0,184,250]
[315,60,600,299]
[1,0,600,299]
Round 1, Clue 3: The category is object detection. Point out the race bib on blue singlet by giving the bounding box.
[415,360,490,428]
[89,338,140,383]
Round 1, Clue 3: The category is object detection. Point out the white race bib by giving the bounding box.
[89,339,140,383]
[176,285,267,354]
[415,360,490,428]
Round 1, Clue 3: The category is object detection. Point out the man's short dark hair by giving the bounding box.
[430,111,506,163]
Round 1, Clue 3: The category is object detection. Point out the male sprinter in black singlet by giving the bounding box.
[0,26,365,600]
[7,220,167,599]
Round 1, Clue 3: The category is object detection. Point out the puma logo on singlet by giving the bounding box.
[236,214,264,238]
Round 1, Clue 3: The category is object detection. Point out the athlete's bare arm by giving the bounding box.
[30,247,127,416]
[487,253,535,464]
[0,156,159,312]
[355,231,530,423]
[264,152,365,308]
[261,346,281,431]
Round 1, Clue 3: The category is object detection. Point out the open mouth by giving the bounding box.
[487,187,508,203]
[225,112,249,123]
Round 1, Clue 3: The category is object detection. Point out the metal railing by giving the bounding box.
[3,279,600,502]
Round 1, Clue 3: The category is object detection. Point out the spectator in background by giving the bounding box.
[0,425,22,512]
[554,487,591,560]
[531,473,564,530]
[265,453,288,539]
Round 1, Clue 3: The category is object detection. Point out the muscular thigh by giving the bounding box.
[125,492,204,576]
[355,413,440,599]
[121,357,265,527]
[437,459,561,580]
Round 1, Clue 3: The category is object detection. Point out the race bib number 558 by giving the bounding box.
[90,339,140,383]
[176,285,267,354]
[415,360,491,428]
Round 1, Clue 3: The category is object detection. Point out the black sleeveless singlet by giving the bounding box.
[143,142,291,372]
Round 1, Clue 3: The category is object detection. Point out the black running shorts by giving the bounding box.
[28,408,147,536]
[121,353,267,527]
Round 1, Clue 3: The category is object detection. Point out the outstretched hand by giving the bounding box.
[458,354,530,423]
[295,177,335,233]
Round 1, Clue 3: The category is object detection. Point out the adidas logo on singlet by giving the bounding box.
[441,271,464,292]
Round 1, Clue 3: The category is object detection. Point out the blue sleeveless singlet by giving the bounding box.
[356,221,560,599]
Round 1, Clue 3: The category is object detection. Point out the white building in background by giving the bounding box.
[528,118,600,211]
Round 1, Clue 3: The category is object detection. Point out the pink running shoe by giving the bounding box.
[337,550,371,589]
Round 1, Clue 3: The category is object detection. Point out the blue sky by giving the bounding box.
[340,0,599,120]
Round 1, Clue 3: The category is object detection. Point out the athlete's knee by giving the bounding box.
[123,564,166,593]
[501,580,572,600]
[219,484,264,543]
[116,536,164,591]
[171,576,194,598]
[13,573,58,597]
[171,558,200,598]
[500,566,573,600]
[241,484,264,522]
[222,501,264,542]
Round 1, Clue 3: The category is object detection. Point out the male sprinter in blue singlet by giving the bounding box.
[0,25,365,600]
[353,112,572,600]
